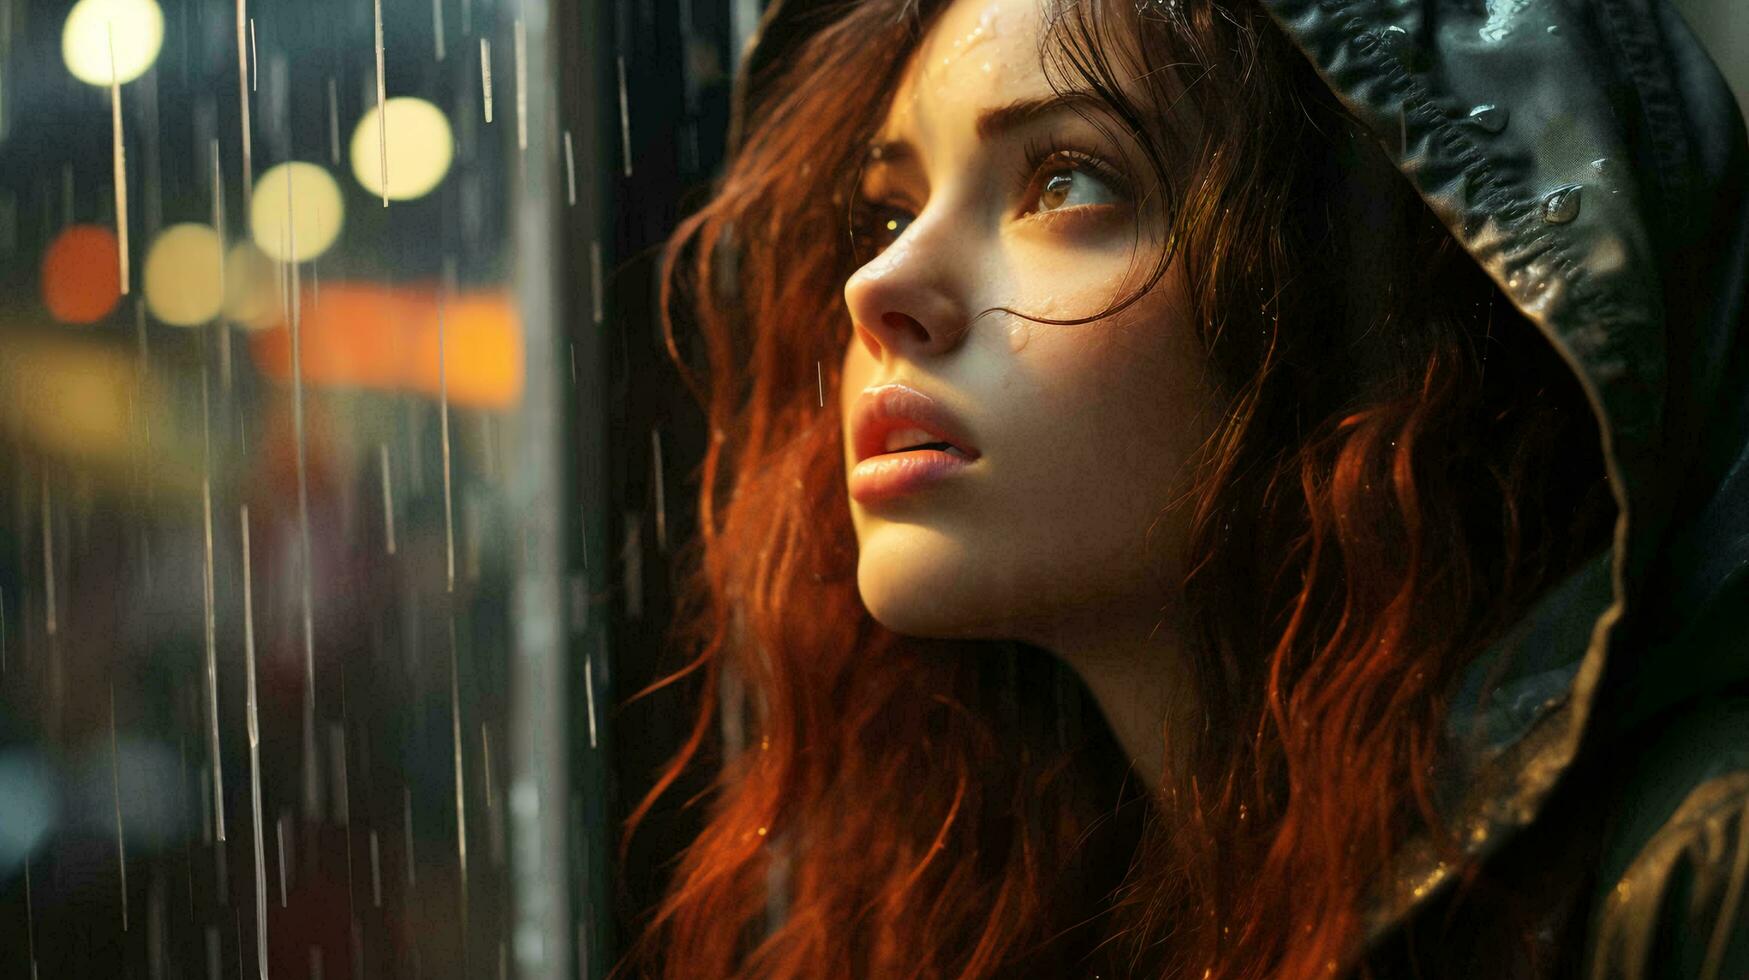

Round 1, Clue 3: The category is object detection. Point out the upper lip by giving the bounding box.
[851,382,981,464]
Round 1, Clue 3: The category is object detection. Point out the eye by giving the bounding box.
[1033,163,1124,214]
[845,137,1133,263]
[1016,137,1132,220]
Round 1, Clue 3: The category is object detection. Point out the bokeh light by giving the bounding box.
[41,225,122,324]
[249,284,524,409]
[223,241,281,329]
[142,223,224,326]
[250,162,346,263]
[61,0,164,87]
[350,97,456,201]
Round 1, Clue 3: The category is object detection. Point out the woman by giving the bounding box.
[618,0,1749,976]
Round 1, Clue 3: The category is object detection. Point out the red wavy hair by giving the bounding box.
[614,1,1617,977]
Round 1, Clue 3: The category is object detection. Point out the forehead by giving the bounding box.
[877,0,1054,145]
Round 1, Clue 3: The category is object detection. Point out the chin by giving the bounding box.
[853,521,1019,640]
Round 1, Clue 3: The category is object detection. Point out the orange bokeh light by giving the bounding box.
[249,283,523,409]
[41,224,122,324]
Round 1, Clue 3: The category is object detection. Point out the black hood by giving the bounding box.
[729,0,1749,968]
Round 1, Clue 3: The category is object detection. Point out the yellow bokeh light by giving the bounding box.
[142,224,223,326]
[223,241,281,329]
[62,0,164,87]
[350,97,456,201]
[250,162,345,263]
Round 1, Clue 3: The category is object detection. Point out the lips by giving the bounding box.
[850,383,981,465]
[847,383,981,506]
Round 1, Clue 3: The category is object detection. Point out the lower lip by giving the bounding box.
[849,449,976,505]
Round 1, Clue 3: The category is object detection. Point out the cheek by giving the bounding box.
[993,296,1214,562]
[840,334,874,450]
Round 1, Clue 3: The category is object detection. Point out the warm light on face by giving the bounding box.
[838,0,1212,647]
[350,97,456,201]
[62,0,164,87]
[251,162,346,262]
[143,223,224,326]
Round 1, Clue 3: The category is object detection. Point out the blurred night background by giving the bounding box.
[0,0,1739,978]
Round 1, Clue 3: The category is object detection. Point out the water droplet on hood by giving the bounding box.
[1375,25,1428,72]
[1465,104,1510,133]
[1540,183,1582,223]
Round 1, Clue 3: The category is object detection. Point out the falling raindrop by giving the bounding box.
[23,853,38,980]
[403,786,417,887]
[484,722,505,866]
[373,0,388,207]
[201,363,225,842]
[242,507,269,980]
[564,130,577,205]
[235,0,251,213]
[276,811,290,907]
[40,474,53,637]
[616,55,632,177]
[111,682,129,932]
[1540,183,1582,223]
[206,925,222,980]
[480,38,493,123]
[449,615,469,910]
[652,427,667,553]
[109,24,131,296]
[589,239,603,324]
[432,0,445,60]
[210,139,233,389]
[381,442,397,554]
[514,18,528,152]
[439,292,455,592]
[369,830,383,907]
[284,167,320,820]
[327,77,340,164]
[149,877,166,979]
[583,651,598,748]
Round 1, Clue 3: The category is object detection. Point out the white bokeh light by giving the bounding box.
[62,0,164,87]
[350,97,456,201]
[222,242,280,329]
[250,162,346,263]
[142,223,224,326]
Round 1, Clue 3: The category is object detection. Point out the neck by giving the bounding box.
[1027,601,1197,794]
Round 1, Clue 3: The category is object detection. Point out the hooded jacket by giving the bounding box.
[727,0,1749,976]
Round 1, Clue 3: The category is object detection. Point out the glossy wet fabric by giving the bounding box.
[732,0,1749,976]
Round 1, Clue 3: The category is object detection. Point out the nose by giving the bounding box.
[842,219,971,363]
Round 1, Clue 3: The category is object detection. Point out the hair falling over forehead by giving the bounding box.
[616,1,1617,978]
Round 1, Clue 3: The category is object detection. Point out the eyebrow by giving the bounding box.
[862,90,1109,170]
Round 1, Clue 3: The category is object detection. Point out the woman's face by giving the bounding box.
[839,0,1221,646]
